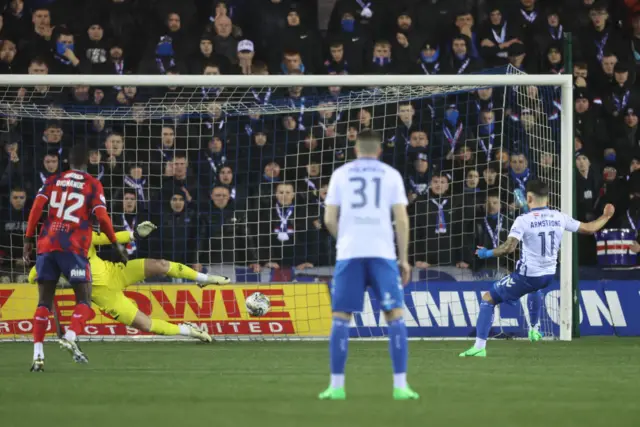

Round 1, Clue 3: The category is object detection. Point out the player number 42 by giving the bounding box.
[50,191,85,224]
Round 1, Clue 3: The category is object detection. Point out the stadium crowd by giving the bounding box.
[1,0,640,281]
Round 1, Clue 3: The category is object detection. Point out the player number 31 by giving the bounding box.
[50,191,85,224]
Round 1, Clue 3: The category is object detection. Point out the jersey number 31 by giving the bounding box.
[50,191,85,224]
[350,177,381,209]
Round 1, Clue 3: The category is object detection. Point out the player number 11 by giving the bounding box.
[538,231,555,257]
[50,191,85,224]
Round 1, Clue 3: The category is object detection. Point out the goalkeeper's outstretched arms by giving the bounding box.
[577,203,615,234]
[91,221,157,246]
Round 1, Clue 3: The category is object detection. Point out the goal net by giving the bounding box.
[0,70,573,341]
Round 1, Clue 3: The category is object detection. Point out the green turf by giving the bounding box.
[1,338,639,427]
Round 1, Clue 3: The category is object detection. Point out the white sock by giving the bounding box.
[393,373,407,389]
[34,342,44,359]
[178,324,191,336]
[475,338,487,350]
[64,329,77,342]
[330,374,344,388]
[531,324,540,332]
[195,273,209,283]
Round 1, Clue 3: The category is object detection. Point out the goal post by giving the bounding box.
[0,72,574,341]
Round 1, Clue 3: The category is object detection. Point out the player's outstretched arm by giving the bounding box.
[23,196,48,262]
[577,203,615,235]
[477,236,519,259]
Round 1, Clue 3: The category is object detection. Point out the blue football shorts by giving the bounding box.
[36,252,92,284]
[489,272,554,305]
[331,257,404,313]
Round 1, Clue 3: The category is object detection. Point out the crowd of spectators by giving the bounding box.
[2,0,640,281]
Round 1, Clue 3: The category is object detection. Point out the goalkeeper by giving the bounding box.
[29,221,230,345]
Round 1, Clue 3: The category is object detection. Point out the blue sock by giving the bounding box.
[388,318,408,376]
[329,317,350,382]
[476,300,495,341]
[528,290,543,330]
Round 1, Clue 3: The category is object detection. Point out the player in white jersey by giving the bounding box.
[318,130,418,401]
[460,179,615,357]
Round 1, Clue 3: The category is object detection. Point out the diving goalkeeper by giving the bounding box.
[29,221,229,357]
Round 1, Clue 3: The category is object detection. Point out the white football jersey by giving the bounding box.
[509,207,581,277]
[325,158,408,260]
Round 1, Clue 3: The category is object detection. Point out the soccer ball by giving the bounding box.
[245,292,271,317]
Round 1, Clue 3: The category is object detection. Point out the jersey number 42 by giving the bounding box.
[50,191,85,224]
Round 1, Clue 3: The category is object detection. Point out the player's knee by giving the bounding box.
[383,307,404,323]
[131,311,152,332]
[145,259,169,276]
[332,311,351,321]
[482,292,495,305]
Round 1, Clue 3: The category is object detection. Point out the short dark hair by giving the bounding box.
[357,129,382,142]
[174,151,188,160]
[123,188,137,197]
[526,179,549,198]
[486,189,500,199]
[69,145,88,169]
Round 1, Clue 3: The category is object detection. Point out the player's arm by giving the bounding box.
[477,217,522,259]
[92,231,132,246]
[23,185,50,262]
[323,173,341,238]
[576,203,615,234]
[324,205,339,238]
[488,236,520,257]
[391,171,411,284]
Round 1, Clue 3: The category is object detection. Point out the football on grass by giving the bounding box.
[245,292,271,317]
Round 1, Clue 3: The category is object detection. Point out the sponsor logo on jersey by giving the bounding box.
[66,173,85,180]
[70,268,86,278]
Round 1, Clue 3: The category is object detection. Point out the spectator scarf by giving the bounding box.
[510,168,530,191]
[613,89,631,113]
[519,9,538,23]
[201,87,222,99]
[204,116,226,133]
[223,184,236,200]
[251,88,272,105]
[476,99,493,111]
[206,151,226,174]
[121,214,137,254]
[158,146,174,162]
[492,22,507,44]
[595,31,609,63]
[478,122,495,160]
[275,203,294,242]
[408,173,429,196]
[484,213,503,249]
[124,176,147,203]
[549,24,563,41]
[39,170,55,184]
[431,198,448,234]
[443,121,464,154]
[289,97,306,130]
[627,209,640,231]
[156,56,176,74]
[453,55,471,74]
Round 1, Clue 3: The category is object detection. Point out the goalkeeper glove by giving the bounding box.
[134,221,157,240]
[112,243,129,265]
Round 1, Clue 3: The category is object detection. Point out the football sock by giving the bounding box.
[329,317,350,387]
[475,300,495,347]
[528,290,543,331]
[150,319,181,336]
[166,262,200,282]
[388,318,408,388]
[66,303,94,341]
[33,305,50,358]
[34,342,44,360]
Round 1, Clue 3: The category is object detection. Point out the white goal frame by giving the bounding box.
[0,73,574,341]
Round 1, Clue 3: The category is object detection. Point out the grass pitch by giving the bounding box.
[1,338,638,427]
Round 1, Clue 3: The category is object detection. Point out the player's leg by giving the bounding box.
[370,259,419,400]
[528,290,544,342]
[142,258,229,286]
[318,259,365,400]
[460,273,536,357]
[58,253,94,363]
[93,284,212,342]
[31,253,60,372]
